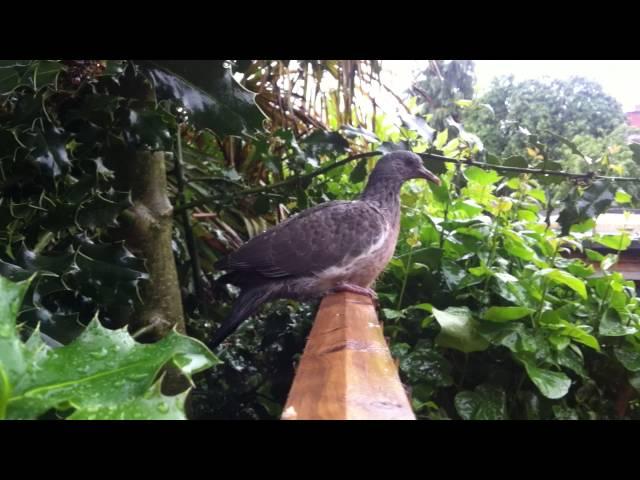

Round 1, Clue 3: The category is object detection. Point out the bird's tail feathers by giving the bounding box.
[209,284,277,348]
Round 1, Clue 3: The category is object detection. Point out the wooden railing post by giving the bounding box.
[281,291,415,420]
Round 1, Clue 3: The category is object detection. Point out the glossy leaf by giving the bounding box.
[455,384,507,420]
[614,344,640,372]
[519,355,571,399]
[0,274,219,420]
[463,166,501,186]
[68,381,189,420]
[483,306,534,322]
[592,233,631,252]
[399,343,453,387]
[142,60,265,138]
[433,306,489,353]
[537,268,587,299]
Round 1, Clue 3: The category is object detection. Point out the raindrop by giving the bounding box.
[89,347,108,359]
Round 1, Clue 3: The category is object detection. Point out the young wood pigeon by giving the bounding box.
[211,151,440,347]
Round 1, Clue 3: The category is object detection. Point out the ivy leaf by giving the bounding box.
[615,190,632,204]
[592,233,631,252]
[614,344,640,372]
[482,306,534,322]
[559,322,600,352]
[566,261,595,278]
[518,355,571,399]
[536,268,587,300]
[433,306,489,353]
[585,249,604,262]
[504,236,536,261]
[555,347,588,378]
[463,166,502,186]
[455,384,507,420]
[442,259,466,290]
[399,343,453,387]
[599,310,638,337]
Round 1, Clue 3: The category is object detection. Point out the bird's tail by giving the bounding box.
[209,284,277,349]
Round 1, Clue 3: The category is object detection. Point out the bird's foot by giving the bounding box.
[329,283,379,307]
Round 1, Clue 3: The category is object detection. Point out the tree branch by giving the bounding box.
[174,151,380,213]
[174,149,640,215]
[417,152,640,182]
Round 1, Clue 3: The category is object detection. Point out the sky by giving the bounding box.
[381,60,640,112]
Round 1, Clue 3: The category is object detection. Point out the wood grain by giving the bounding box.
[282,292,415,420]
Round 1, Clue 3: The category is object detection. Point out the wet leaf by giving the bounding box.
[0,276,219,420]
[455,384,507,420]
[518,355,571,399]
[592,233,631,252]
[142,61,266,138]
[483,306,534,322]
[537,268,587,300]
[614,344,640,372]
[433,306,489,353]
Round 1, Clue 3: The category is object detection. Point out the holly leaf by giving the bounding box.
[1,274,218,420]
[67,381,189,420]
[141,61,266,138]
[23,122,71,178]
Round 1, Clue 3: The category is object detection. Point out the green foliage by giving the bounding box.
[2,59,639,421]
[373,132,640,419]
[0,275,218,419]
[410,61,476,131]
[0,59,260,419]
[463,76,627,159]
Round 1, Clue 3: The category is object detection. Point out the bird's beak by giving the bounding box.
[418,166,441,185]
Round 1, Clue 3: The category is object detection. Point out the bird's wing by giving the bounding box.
[218,200,387,279]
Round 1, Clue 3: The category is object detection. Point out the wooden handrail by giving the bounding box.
[281,291,416,420]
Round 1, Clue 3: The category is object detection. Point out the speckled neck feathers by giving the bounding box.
[359,174,403,223]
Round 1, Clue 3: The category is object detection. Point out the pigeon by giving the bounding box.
[210,151,440,347]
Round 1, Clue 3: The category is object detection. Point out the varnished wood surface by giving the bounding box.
[282,292,415,420]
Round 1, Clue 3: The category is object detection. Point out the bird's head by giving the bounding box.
[372,151,441,185]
